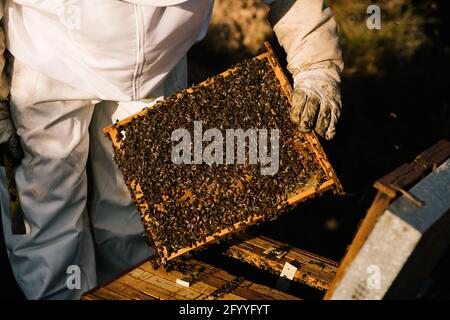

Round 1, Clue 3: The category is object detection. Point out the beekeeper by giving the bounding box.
[0,0,342,299]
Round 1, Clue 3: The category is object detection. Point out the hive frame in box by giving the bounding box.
[103,42,344,262]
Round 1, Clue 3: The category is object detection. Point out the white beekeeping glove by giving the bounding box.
[267,0,343,140]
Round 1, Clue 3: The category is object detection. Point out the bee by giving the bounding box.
[108,56,327,268]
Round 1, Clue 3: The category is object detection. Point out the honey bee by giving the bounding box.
[109,57,326,268]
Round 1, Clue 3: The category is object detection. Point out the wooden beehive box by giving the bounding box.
[82,234,338,300]
[104,43,343,263]
[82,255,301,301]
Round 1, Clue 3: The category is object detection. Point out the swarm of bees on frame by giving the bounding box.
[111,58,327,266]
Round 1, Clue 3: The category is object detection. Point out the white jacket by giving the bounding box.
[2,0,214,101]
[0,0,342,102]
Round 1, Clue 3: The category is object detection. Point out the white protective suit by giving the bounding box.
[0,0,342,299]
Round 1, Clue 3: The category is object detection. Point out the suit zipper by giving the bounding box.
[132,5,145,101]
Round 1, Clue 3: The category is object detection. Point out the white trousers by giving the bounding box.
[0,56,187,300]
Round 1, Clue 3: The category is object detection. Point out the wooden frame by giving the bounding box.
[103,42,343,262]
[225,234,339,291]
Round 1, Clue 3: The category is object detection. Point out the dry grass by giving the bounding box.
[208,0,272,57]
[333,0,429,76]
[201,0,432,78]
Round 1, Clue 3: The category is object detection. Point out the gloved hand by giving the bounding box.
[0,101,23,163]
[289,69,342,141]
[266,0,343,140]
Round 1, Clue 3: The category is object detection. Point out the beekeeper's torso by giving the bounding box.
[3,0,214,101]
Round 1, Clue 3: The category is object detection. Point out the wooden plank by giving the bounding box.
[243,235,277,249]
[129,269,202,300]
[231,286,274,300]
[81,294,99,301]
[414,139,450,170]
[374,163,426,198]
[147,275,203,300]
[138,263,219,296]
[194,260,238,283]
[105,281,156,300]
[117,274,176,300]
[90,287,130,300]
[240,280,255,288]
[189,262,295,300]
[83,257,300,300]
[226,235,338,291]
[198,272,238,295]
[287,250,338,269]
[302,130,344,196]
[375,140,450,199]
[248,283,301,300]
[196,273,227,290]
[227,245,333,290]
[219,293,247,300]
